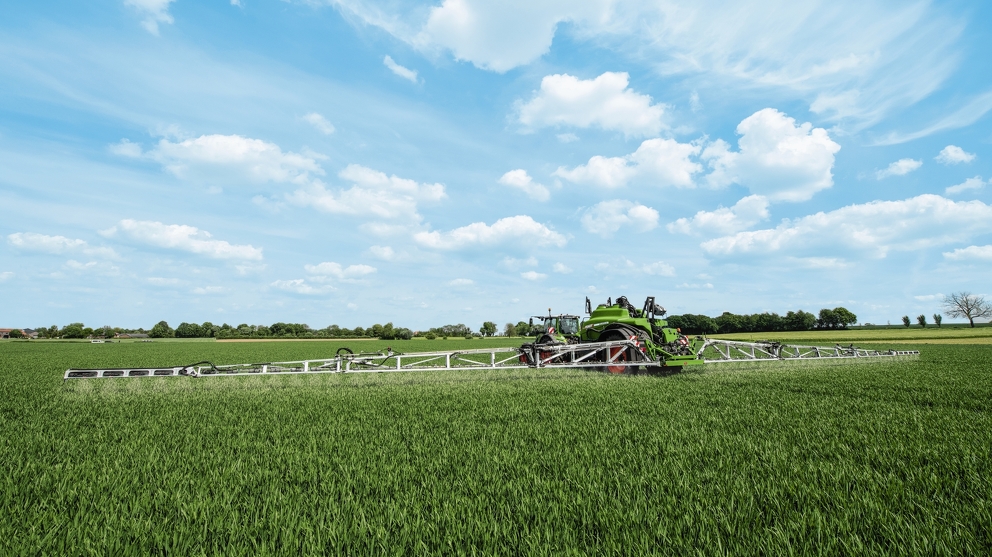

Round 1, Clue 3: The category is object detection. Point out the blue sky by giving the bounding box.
[2,0,992,330]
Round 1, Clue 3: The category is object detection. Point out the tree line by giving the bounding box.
[666,307,857,335]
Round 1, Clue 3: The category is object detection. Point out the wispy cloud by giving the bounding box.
[383,55,418,83]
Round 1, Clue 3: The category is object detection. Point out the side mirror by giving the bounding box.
[585,297,592,314]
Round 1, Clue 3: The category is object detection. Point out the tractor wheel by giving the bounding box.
[598,331,634,374]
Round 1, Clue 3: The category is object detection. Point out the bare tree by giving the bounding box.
[942,292,992,328]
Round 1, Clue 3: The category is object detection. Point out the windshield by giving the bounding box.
[558,317,579,335]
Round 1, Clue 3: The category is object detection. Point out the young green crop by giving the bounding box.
[1,340,989,554]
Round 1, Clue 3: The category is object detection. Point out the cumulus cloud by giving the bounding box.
[337,0,958,128]
[125,0,175,35]
[289,164,445,224]
[875,158,922,179]
[105,219,263,260]
[303,113,335,135]
[116,134,326,184]
[701,194,992,258]
[304,261,377,281]
[703,108,841,202]
[553,262,572,273]
[555,138,701,189]
[945,177,986,195]
[414,215,565,250]
[415,0,610,72]
[516,72,665,136]
[642,261,675,276]
[936,145,976,165]
[943,245,992,261]
[7,232,117,258]
[557,133,579,143]
[520,271,547,280]
[271,279,332,295]
[368,245,395,260]
[667,195,769,236]
[383,55,418,82]
[580,200,658,237]
[498,169,550,201]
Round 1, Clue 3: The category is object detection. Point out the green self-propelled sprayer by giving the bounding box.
[519,295,705,372]
[64,295,919,380]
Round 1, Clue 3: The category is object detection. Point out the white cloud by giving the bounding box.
[702,194,992,258]
[63,259,120,276]
[676,282,713,289]
[668,195,769,236]
[945,177,986,195]
[914,294,943,301]
[124,0,175,35]
[703,109,840,202]
[131,134,326,184]
[521,271,547,280]
[643,261,675,276]
[414,215,566,250]
[336,1,958,128]
[106,219,263,260]
[304,261,377,280]
[555,138,701,189]
[368,245,395,260]
[448,278,474,286]
[516,72,665,136]
[0,271,13,282]
[271,279,332,295]
[876,158,922,179]
[383,55,418,83]
[303,113,335,135]
[935,145,976,165]
[109,139,143,157]
[415,0,610,72]
[553,262,572,274]
[289,164,445,224]
[943,245,992,261]
[192,286,224,295]
[7,232,117,258]
[580,200,658,237]
[557,133,579,143]
[498,169,550,201]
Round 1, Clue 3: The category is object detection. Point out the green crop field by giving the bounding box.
[1,338,990,555]
[711,326,992,344]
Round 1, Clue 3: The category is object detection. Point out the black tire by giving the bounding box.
[598,331,634,374]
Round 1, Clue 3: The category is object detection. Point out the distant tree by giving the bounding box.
[916,314,926,328]
[754,312,784,332]
[514,321,530,336]
[818,309,839,329]
[668,314,718,335]
[933,314,942,328]
[833,307,857,329]
[480,321,497,337]
[353,326,365,337]
[784,310,817,331]
[503,323,516,337]
[901,315,911,328]
[62,323,86,339]
[393,327,413,340]
[715,312,747,334]
[175,322,204,338]
[942,292,992,328]
[9,329,23,339]
[150,321,175,338]
[424,332,437,340]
